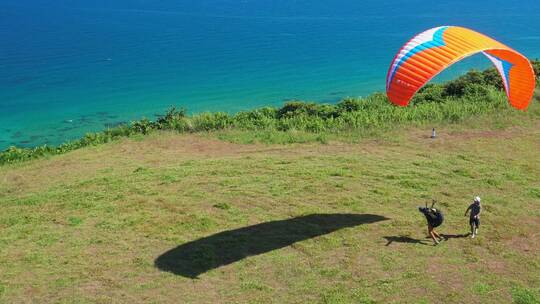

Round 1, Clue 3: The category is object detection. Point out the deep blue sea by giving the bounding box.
[1,0,540,149]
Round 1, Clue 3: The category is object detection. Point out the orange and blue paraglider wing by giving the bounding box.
[386,26,536,110]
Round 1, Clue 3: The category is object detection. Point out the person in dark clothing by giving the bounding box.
[465,196,482,238]
[418,201,444,245]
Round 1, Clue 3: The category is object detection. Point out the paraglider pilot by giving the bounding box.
[418,200,444,245]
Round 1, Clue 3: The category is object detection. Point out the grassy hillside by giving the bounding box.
[0,115,539,303]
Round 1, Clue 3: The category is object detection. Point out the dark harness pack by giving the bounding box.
[431,210,444,227]
[419,207,444,228]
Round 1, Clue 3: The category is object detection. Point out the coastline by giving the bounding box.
[2,62,539,166]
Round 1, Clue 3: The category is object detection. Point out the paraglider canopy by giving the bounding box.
[386,26,536,110]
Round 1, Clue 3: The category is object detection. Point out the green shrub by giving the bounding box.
[191,112,232,131]
[155,107,187,130]
[131,118,155,135]
[531,59,540,79]
[336,98,364,112]
[482,68,505,90]
[277,101,337,119]
[411,84,446,105]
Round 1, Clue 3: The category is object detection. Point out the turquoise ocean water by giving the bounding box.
[1,0,540,149]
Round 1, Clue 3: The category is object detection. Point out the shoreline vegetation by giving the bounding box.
[2,62,539,166]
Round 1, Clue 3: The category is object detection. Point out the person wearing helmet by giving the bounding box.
[418,201,444,245]
[465,196,482,238]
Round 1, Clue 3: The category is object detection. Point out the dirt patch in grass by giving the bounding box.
[117,132,262,158]
[447,129,516,141]
[409,122,539,145]
[0,132,401,198]
[504,216,540,256]
[0,133,268,196]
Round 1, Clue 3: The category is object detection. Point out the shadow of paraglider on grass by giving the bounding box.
[155,213,388,278]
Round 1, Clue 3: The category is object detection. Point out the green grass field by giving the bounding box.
[0,112,539,303]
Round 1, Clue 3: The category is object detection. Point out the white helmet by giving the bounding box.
[474,196,481,203]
